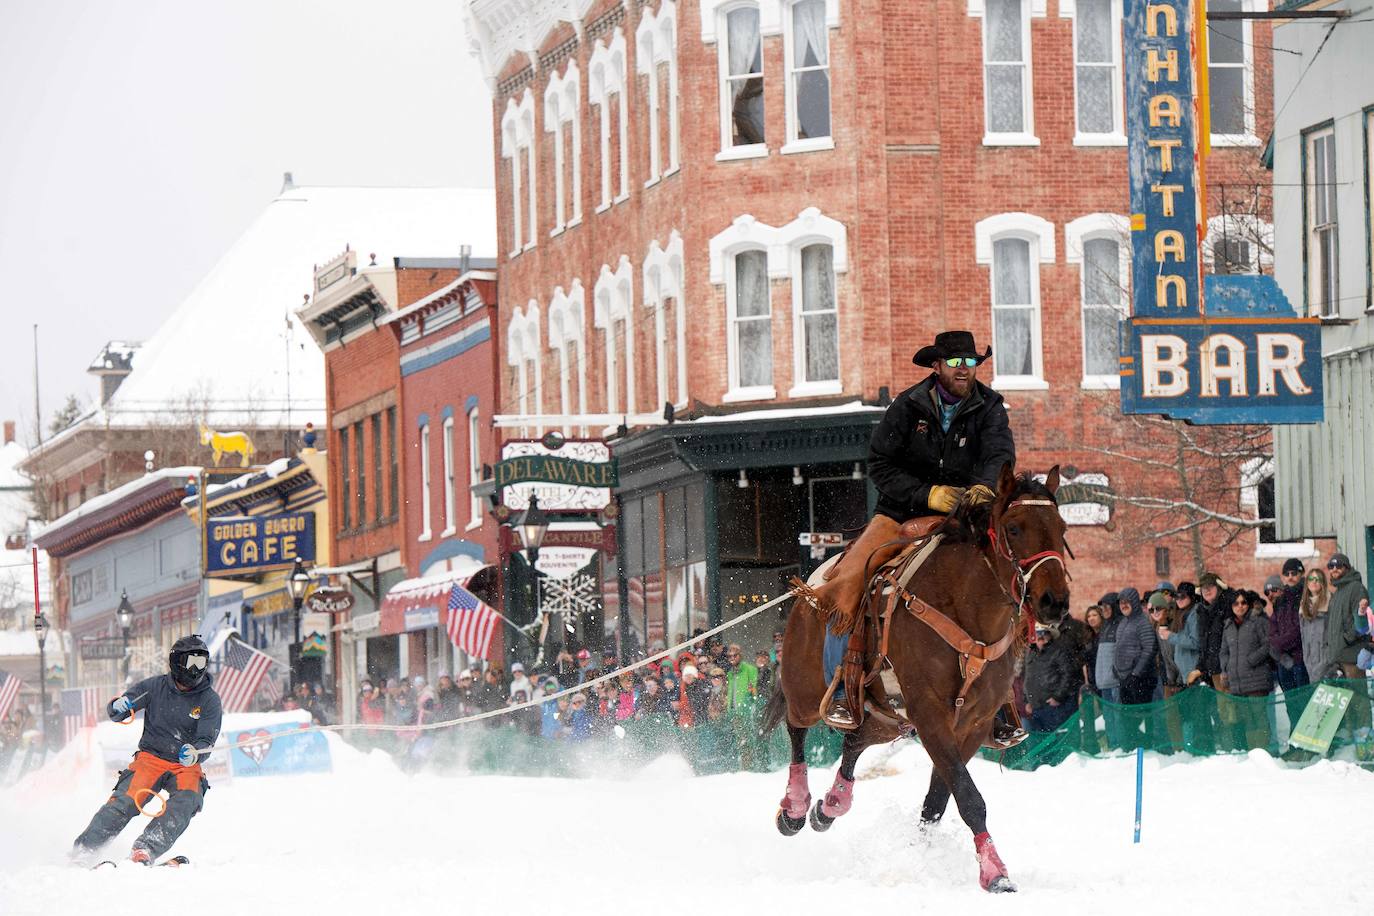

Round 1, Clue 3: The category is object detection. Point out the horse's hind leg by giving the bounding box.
[919,771,951,825]
[810,731,864,832]
[776,724,811,837]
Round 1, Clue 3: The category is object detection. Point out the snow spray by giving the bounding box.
[1133,746,1143,843]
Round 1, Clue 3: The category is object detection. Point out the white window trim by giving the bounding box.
[466,407,483,530]
[1304,125,1340,319]
[501,89,538,256]
[549,281,589,436]
[969,0,1045,146]
[637,3,679,184]
[1203,214,1274,275]
[441,417,456,537]
[783,0,838,147]
[1060,0,1125,146]
[724,246,774,401]
[544,60,581,235]
[1239,457,1317,559]
[419,423,432,541]
[975,212,1053,389]
[589,30,629,210]
[643,233,689,412]
[507,302,544,436]
[1066,213,1129,389]
[593,257,636,417]
[715,3,767,155]
[716,143,770,162]
[1205,0,1262,147]
[787,241,843,398]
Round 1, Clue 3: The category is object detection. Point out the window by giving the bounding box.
[976,213,1052,388]
[795,243,839,390]
[1069,0,1122,142]
[467,407,482,527]
[589,31,628,209]
[338,425,351,531]
[786,0,831,147]
[1257,474,1277,545]
[1240,457,1316,559]
[1081,238,1124,381]
[982,0,1034,143]
[721,6,765,153]
[637,4,679,184]
[442,417,455,535]
[501,89,538,253]
[387,406,399,520]
[419,423,432,539]
[1206,0,1252,143]
[1304,125,1339,317]
[371,413,383,523]
[729,249,772,394]
[544,63,581,233]
[353,420,365,525]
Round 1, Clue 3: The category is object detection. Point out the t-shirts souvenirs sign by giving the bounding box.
[1119,0,1321,424]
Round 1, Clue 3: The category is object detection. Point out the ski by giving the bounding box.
[90,855,190,869]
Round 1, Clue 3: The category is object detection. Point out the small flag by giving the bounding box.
[446,584,499,660]
[61,687,104,741]
[0,670,22,723]
[216,637,281,713]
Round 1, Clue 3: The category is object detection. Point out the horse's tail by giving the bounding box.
[759,681,788,737]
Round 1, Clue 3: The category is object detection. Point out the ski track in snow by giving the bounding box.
[0,738,1365,915]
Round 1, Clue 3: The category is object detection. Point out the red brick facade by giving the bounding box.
[473,0,1318,614]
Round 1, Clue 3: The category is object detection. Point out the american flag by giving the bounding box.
[0,670,22,723]
[62,687,105,741]
[216,637,282,713]
[446,584,499,660]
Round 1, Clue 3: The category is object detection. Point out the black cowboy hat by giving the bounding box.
[912,330,993,368]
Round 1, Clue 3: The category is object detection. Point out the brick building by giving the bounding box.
[465,0,1311,650]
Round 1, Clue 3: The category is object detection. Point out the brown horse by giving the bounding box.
[763,465,1071,893]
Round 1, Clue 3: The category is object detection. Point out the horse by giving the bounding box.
[762,464,1071,893]
[199,425,257,467]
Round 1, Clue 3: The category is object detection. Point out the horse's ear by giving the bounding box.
[997,462,1016,497]
[1044,465,1061,496]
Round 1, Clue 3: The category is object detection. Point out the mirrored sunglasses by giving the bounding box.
[944,357,979,369]
[184,653,209,672]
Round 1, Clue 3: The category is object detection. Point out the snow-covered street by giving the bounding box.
[2,733,1366,916]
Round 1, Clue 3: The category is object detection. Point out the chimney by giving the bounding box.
[3,421,13,445]
[281,171,296,193]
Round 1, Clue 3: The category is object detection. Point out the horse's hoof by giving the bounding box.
[808,799,836,833]
[985,876,1018,894]
[776,807,806,837]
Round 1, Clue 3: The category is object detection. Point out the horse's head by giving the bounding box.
[198,425,211,444]
[991,464,1071,625]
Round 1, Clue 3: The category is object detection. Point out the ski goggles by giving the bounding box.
[943,357,979,368]
[183,653,209,672]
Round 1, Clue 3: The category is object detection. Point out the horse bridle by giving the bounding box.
[986,497,1071,620]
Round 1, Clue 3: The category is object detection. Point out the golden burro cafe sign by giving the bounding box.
[1119,0,1321,425]
[206,513,316,577]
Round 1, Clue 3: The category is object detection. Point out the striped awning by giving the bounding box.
[378,566,490,636]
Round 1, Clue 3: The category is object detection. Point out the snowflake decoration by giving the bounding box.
[540,572,600,632]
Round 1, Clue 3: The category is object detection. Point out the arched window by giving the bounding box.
[501,89,538,253]
[975,213,1054,388]
[1067,213,1130,387]
[637,2,680,184]
[544,61,581,234]
[589,30,629,210]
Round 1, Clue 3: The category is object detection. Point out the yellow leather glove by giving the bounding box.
[927,485,965,514]
[966,484,996,507]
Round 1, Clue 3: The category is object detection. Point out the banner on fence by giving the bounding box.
[1288,684,1354,754]
[229,722,332,777]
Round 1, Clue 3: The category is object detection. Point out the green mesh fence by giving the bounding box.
[350,680,1374,777]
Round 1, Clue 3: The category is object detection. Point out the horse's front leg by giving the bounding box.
[919,770,951,825]
[923,728,1015,893]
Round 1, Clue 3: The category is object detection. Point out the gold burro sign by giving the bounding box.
[492,455,618,488]
[199,425,257,467]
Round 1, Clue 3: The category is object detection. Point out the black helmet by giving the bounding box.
[169,635,211,689]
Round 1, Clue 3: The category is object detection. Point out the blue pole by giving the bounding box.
[1133,746,1144,843]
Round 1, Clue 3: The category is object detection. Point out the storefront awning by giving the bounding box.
[378,566,491,636]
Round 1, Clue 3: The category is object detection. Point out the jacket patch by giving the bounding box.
[958,437,967,448]
[916,420,929,435]
[189,706,202,720]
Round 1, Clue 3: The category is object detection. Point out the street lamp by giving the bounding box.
[515,495,551,663]
[116,590,134,683]
[287,557,312,688]
[34,613,49,756]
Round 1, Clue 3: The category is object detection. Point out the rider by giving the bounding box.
[72,635,222,865]
[816,330,1018,736]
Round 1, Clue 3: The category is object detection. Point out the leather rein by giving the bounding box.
[862,495,1069,724]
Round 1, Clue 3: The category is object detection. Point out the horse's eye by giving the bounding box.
[1006,524,1021,538]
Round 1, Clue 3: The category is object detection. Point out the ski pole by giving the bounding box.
[1133,746,1143,844]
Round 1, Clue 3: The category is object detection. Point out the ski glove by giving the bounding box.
[927,485,965,514]
[110,696,132,719]
[966,484,997,507]
[177,744,198,767]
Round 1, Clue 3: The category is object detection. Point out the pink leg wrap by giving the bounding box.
[820,773,854,818]
[974,832,1010,890]
[780,763,811,819]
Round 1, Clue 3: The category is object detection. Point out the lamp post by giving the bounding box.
[287,557,312,689]
[515,495,551,663]
[116,590,134,684]
[34,613,49,756]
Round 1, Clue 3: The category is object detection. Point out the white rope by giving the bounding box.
[192,587,800,758]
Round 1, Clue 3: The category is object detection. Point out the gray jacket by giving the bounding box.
[1219,610,1274,696]
[1171,605,1202,677]
[1094,615,1121,690]
[1301,607,1334,680]
[1112,590,1157,681]
[1326,570,1370,668]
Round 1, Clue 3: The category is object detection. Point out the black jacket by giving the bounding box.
[1023,636,1083,709]
[868,376,1016,521]
[1200,591,1235,678]
[110,674,223,764]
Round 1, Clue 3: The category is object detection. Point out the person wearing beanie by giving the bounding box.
[1112,588,1158,707]
[1267,564,1308,693]
[1093,592,1122,701]
[1325,553,1371,680]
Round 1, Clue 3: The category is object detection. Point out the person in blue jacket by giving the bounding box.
[71,635,223,865]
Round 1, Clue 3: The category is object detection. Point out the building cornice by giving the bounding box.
[464,0,597,93]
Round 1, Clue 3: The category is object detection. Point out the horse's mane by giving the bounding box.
[934,473,1057,550]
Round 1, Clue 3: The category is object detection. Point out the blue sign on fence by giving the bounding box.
[206,512,316,577]
[1119,0,1322,424]
[229,722,332,777]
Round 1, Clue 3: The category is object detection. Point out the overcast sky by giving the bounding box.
[0,0,495,446]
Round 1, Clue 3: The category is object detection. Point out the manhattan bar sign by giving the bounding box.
[1120,0,1322,424]
[493,455,618,489]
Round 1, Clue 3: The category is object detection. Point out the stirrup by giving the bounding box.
[823,698,858,731]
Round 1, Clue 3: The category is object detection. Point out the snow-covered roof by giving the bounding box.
[378,270,496,327]
[34,467,200,546]
[692,401,885,424]
[44,186,497,441]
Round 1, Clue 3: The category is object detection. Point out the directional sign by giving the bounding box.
[1119,0,1322,424]
[80,637,127,661]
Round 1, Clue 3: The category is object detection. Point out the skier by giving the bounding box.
[71,635,222,866]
